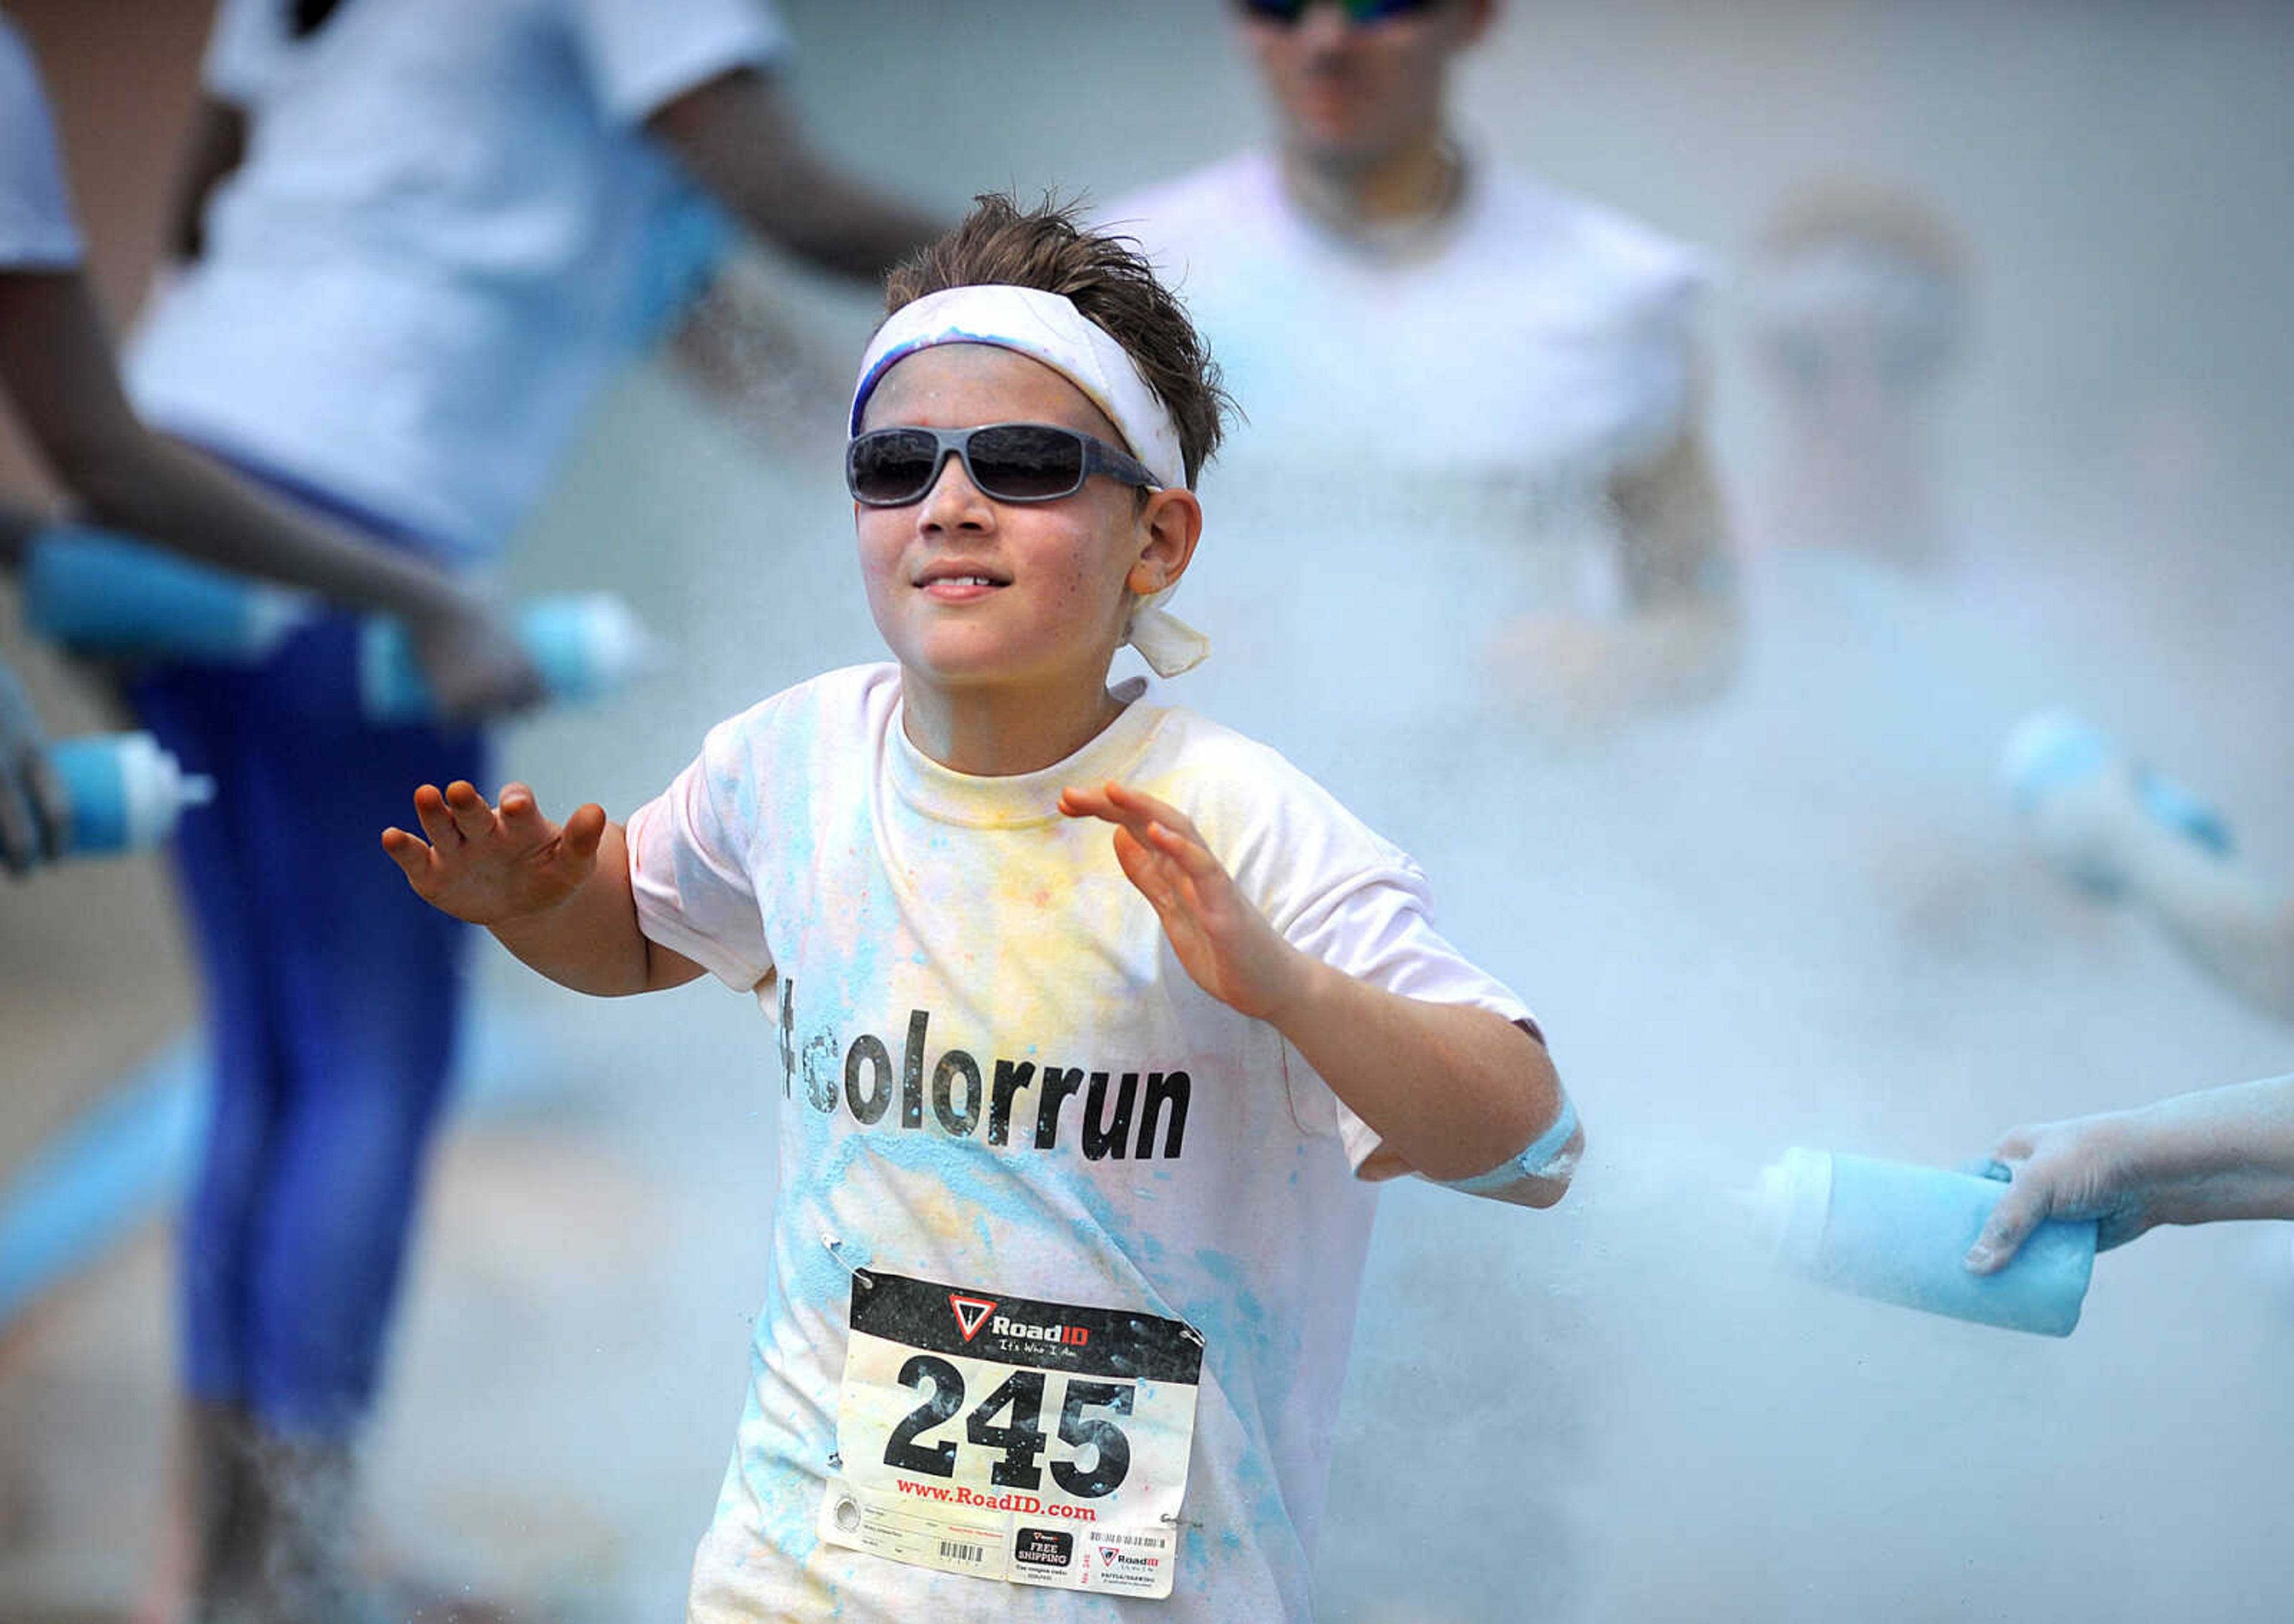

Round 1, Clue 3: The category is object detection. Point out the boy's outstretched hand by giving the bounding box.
[383,779,607,925]
[1059,779,1307,1024]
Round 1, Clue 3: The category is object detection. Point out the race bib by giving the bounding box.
[820,1269,1204,1599]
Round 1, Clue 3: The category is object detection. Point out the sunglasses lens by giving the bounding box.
[1238,0,1433,21]
[847,429,940,504]
[967,425,1086,501]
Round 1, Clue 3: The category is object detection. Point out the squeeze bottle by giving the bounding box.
[358,595,656,723]
[1757,1147,2096,1337]
[45,732,215,857]
[22,527,312,662]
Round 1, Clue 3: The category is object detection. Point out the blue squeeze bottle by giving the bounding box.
[357,594,656,724]
[46,733,216,858]
[1758,1147,2096,1337]
[22,527,313,662]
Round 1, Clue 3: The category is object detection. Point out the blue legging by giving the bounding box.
[131,475,486,1441]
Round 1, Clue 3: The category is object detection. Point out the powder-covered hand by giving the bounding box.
[382,779,606,925]
[1059,779,1307,1024]
[1963,1113,2155,1273]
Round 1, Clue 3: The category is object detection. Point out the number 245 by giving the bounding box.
[884,1356,1133,1499]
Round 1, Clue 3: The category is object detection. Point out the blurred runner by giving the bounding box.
[1109,0,1735,762]
[118,1,937,1616]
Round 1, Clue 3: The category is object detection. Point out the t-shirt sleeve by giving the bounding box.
[625,710,777,991]
[1279,858,1539,1171]
[200,0,288,106]
[561,0,788,127]
[0,19,83,269]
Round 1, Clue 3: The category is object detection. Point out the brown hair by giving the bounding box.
[882,193,1234,487]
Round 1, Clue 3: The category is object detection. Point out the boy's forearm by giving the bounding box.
[486,822,679,997]
[1270,957,1571,1186]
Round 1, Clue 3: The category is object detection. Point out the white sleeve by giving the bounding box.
[560,0,787,126]
[200,0,289,106]
[625,710,777,992]
[1280,858,1539,1173]
[0,19,82,268]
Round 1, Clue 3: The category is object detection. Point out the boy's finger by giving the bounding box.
[1102,781,1201,842]
[412,784,461,847]
[380,827,433,883]
[444,779,496,840]
[1111,826,1176,907]
[498,782,551,836]
[1144,818,1223,879]
[562,802,609,864]
[1057,784,1122,822]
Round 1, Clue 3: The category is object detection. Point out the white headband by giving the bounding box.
[849,285,1207,678]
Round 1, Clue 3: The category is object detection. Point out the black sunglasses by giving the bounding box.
[1237,0,1440,24]
[846,423,1161,508]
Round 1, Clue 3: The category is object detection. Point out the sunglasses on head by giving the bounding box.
[845,423,1161,507]
[1237,0,1440,25]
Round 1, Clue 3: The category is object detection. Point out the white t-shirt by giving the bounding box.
[627,664,1534,1622]
[127,0,784,557]
[1103,153,1712,766]
[0,14,83,269]
[1112,151,1707,493]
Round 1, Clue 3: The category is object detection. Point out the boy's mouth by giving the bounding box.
[914,561,1010,598]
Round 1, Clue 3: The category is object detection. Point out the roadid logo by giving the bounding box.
[948,1293,996,1341]
[991,1312,1089,1347]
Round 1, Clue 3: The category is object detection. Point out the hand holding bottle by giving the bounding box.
[401,587,548,724]
[1967,1076,2294,1273]
[0,656,68,874]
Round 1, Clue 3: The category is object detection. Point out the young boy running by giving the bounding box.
[384,195,1579,1622]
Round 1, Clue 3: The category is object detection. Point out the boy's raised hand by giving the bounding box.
[383,779,606,925]
[1059,779,1308,1024]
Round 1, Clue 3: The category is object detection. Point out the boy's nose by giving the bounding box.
[918,451,993,529]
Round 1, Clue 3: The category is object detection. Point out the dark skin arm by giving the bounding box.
[0,269,538,717]
[644,67,940,281]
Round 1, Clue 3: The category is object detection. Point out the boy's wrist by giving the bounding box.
[1255,942,1332,1036]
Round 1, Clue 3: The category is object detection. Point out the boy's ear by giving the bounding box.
[1127,487,1203,597]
